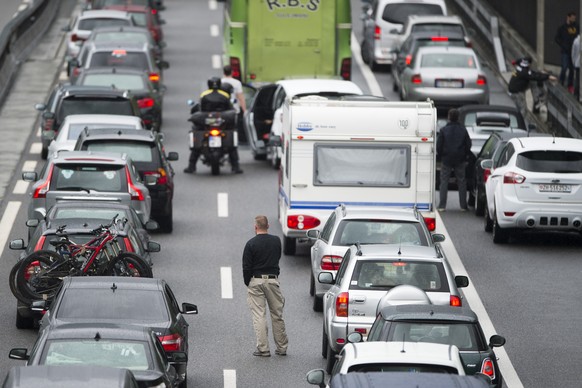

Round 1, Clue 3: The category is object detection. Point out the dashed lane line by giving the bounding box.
[217,192,228,218]
[12,181,28,195]
[212,54,222,69]
[0,202,21,256]
[210,24,219,37]
[29,142,42,154]
[223,369,236,388]
[209,0,217,11]
[220,267,233,299]
[22,161,37,171]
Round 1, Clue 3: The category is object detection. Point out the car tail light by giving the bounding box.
[287,215,320,230]
[123,237,135,253]
[480,358,495,379]
[72,67,81,79]
[483,168,491,183]
[230,57,241,80]
[340,58,351,80]
[503,172,525,184]
[354,328,367,334]
[137,97,155,109]
[34,236,46,252]
[504,212,515,217]
[450,295,462,307]
[431,36,449,42]
[33,166,53,199]
[405,54,412,66]
[126,167,145,201]
[477,75,487,85]
[144,168,168,185]
[151,9,157,15]
[24,261,41,281]
[149,73,160,83]
[71,34,81,42]
[159,333,183,352]
[424,217,436,231]
[336,292,349,317]
[374,25,381,40]
[411,74,422,84]
[321,255,342,271]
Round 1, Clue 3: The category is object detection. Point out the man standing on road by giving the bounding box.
[221,65,247,142]
[437,108,471,212]
[242,215,288,357]
[555,11,579,92]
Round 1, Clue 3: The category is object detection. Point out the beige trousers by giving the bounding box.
[247,277,288,353]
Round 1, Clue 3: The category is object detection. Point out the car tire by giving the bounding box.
[309,272,315,297]
[361,40,370,64]
[313,295,323,312]
[179,372,187,388]
[370,60,379,72]
[392,81,398,92]
[283,236,296,255]
[325,341,337,374]
[41,146,48,160]
[321,324,328,358]
[484,206,493,232]
[269,146,280,170]
[468,191,476,207]
[158,205,173,233]
[492,210,510,244]
[15,309,34,330]
[475,186,485,217]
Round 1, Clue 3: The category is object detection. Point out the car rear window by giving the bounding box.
[130,12,147,27]
[56,288,168,321]
[83,140,155,163]
[421,53,476,68]
[59,98,135,119]
[52,163,126,192]
[517,151,582,173]
[94,31,149,44]
[463,112,520,128]
[347,363,459,374]
[53,208,127,221]
[350,260,449,292]
[68,123,137,140]
[89,51,149,71]
[386,322,482,351]
[411,24,464,36]
[332,220,428,246]
[78,18,131,31]
[383,4,444,24]
[415,38,466,50]
[80,74,146,90]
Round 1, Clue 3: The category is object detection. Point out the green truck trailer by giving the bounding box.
[222,0,352,83]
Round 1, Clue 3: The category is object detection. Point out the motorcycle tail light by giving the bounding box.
[149,73,160,83]
[287,215,320,230]
[336,292,349,317]
[321,255,342,271]
[405,54,412,65]
[209,129,221,136]
[159,333,183,352]
[43,118,54,132]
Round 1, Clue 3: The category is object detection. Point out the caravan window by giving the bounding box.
[314,144,410,187]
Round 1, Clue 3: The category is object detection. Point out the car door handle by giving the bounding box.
[353,296,366,303]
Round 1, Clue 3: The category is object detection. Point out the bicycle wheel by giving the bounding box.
[108,252,153,278]
[9,260,30,305]
[15,250,72,302]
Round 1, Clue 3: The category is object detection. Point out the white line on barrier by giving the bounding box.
[29,143,42,154]
[210,24,219,37]
[0,202,21,256]
[223,369,236,388]
[217,192,228,217]
[350,33,383,97]
[220,267,233,299]
[212,55,222,69]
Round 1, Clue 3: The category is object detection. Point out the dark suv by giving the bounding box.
[75,128,178,232]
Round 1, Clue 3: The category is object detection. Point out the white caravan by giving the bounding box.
[277,96,437,255]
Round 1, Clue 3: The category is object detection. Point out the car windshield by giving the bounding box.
[387,322,481,351]
[350,260,448,292]
[347,363,459,374]
[59,98,134,119]
[411,24,464,35]
[51,164,126,192]
[80,74,146,90]
[517,150,582,173]
[84,141,155,163]
[67,123,136,140]
[56,289,169,321]
[94,31,150,44]
[383,4,444,24]
[42,340,150,370]
[89,52,149,71]
[421,53,476,68]
[78,18,131,31]
[332,220,428,246]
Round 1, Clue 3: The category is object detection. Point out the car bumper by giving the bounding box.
[407,87,488,106]
[496,197,582,230]
[373,45,396,64]
[329,318,375,353]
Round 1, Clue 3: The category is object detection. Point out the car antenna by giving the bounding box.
[400,333,406,353]
[552,133,556,144]
[355,242,362,255]
[111,283,117,293]
[517,138,524,148]
[94,332,101,341]
[398,235,402,255]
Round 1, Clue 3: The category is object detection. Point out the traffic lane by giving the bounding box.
[439,193,582,388]
[0,1,26,29]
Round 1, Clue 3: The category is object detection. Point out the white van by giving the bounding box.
[361,0,447,70]
[277,96,438,255]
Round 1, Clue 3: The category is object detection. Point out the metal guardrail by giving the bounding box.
[0,0,59,108]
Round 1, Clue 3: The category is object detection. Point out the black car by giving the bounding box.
[356,304,506,388]
[36,277,197,386]
[9,323,186,388]
[75,67,164,131]
[3,365,139,388]
[74,128,178,232]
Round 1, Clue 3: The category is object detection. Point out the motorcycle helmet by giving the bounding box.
[207,76,221,89]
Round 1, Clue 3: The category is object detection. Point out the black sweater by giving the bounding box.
[242,233,282,286]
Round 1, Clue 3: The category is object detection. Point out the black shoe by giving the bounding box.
[183,166,196,174]
[232,168,243,174]
[252,350,270,357]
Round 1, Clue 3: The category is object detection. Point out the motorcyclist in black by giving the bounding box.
[184,77,243,174]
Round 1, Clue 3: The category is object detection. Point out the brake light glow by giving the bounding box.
[137,97,155,109]
[450,295,462,307]
[340,58,351,80]
[33,167,53,199]
[405,54,412,66]
[149,73,160,82]
[126,167,145,201]
[483,168,491,183]
[374,25,381,40]
[144,168,167,185]
[321,255,342,271]
[431,36,449,41]
[336,292,349,317]
[34,236,46,252]
[503,172,525,184]
[477,75,487,85]
[392,262,408,267]
[209,129,221,137]
[287,215,320,230]
[230,57,241,80]
[480,358,495,379]
[424,217,436,231]
[411,74,422,84]
[159,333,183,352]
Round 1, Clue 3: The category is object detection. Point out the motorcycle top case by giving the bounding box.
[188,110,237,129]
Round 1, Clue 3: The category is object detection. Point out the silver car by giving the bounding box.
[24,151,152,226]
[307,205,443,312]
[320,243,469,373]
[400,46,489,108]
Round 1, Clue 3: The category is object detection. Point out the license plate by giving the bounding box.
[539,184,572,193]
[435,80,463,88]
[209,136,221,148]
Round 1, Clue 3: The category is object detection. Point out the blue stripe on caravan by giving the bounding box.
[289,201,431,210]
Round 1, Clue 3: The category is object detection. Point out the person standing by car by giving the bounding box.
[572,33,581,100]
[508,56,557,117]
[221,65,248,143]
[437,108,471,212]
[555,11,579,92]
[242,215,288,357]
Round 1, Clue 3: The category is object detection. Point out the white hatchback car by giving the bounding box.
[483,136,582,243]
[48,114,144,157]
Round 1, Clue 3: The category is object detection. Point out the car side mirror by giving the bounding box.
[480,159,493,170]
[26,219,40,228]
[268,135,281,147]
[9,239,25,250]
[9,348,29,360]
[454,275,469,288]
[431,233,445,243]
[347,332,363,343]
[144,175,158,186]
[146,241,161,253]
[22,172,38,182]
[167,152,179,161]
[306,229,320,239]
[181,302,198,315]
[34,103,46,111]
[306,369,326,387]
[489,334,506,348]
[145,220,159,231]
[318,272,334,284]
[167,351,187,363]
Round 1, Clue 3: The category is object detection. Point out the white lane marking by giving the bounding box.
[217,192,228,217]
[220,267,233,299]
[13,181,29,195]
[350,33,383,97]
[212,54,222,69]
[435,212,524,388]
[210,24,219,37]
[0,202,21,255]
[36,127,41,137]
[223,369,236,388]
[209,0,217,10]
[23,161,37,171]
[29,143,42,154]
